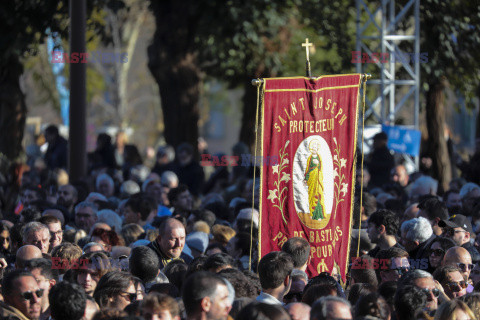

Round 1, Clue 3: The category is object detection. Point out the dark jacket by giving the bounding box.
[0,301,30,320]
[462,241,480,263]
[147,240,192,269]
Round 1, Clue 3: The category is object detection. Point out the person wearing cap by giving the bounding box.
[366,131,395,189]
[186,231,209,258]
[439,214,480,263]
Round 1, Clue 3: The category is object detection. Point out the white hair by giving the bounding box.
[401,216,433,243]
[22,222,50,243]
[97,209,123,232]
[161,171,179,188]
[95,173,114,191]
[410,175,438,198]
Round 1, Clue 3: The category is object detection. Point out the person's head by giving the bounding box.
[203,253,235,273]
[49,281,86,320]
[93,271,137,310]
[439,214,474,246]
[285,302,311,320]
[140,292,180,320]
[182,271,232,320]
[394,285,426,320]
[97,209,123,233]
[25,258,58,309]
[156,218,186,259]
[258,251,294,295]
[354,293,390,320]
[75,202,98,233]
[75,251,111,296]
[90,228,121,252]
[400,217,433,252]
[22,222,51,254]
[2,270,42,319]
[15,245,43,269]
[236,301,290,320]
[96,174,115,198]
[470,263,480,286]
[310,296,352,320]
[302,284,338,306]
[281,237,310,271]
[444,190,462,213]
[442,246,473,279]
[391,165,409,187]
[367,209,399,243]
[400,270,438,312]
[57,184,78,209]
[21,186,45,206]
[375,247,410,283]
[161,171,179,189]
[283,270,308,304]
[418,198,449,235]
[218,268,257,299]
[434,299,476,320]
[211,225,236,247]
[38,215,63,250]
[0,222,11,253]
[176,143,194,166]
[349,256,379,287]
[428,237,456,268]
[124,194,157,225]
[121,224,145,246]
[130,246,160,284]
[168,185,193,214]
[433,266,467,299]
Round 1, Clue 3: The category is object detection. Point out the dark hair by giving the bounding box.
[433,265,461,284]
[181,271,226,316]
[236,301,290,320]
[394,285,426,320]
[304,273,345,298]
[49,281,87,320]
[20,207,42,223]
[203,253,236,272]
[195,209,216,228]
[126,194,157,221]
[429,237,456,252]
[377,281,397,309]
[141,292,180,318]
[93,271,135,308]
[281,237,310,268]
[45,124,59,136]
[368,209,399,236]
[348,283,376,306]
[257,252,294,290]
[73,251,111,280]
[186,256,209,279]
[235,232,255,257]
[148,283,180,298]
[2,270,33,296]
[218,268,257,299]
[355,293,390,320]
[363,193,377,217]
[302,284,337,306]
[418,198,449,220]
[350,256,379,287]
[167,185,190,205]
[384,199,406,217]
[177,143,194,155]
[39,215,61,227]
[205,243,227,255]
[129,246,159,283]
[90,228,121,248]
[25,258,58,281]
[163,260,188,291]
[204,201,229,221]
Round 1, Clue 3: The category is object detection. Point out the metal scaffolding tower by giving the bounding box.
[356,0,420,166]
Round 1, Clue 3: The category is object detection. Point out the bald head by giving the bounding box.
[157,218,186,259]
[286,302,311,320]
[16,245,42,269]
[443,246,473,278]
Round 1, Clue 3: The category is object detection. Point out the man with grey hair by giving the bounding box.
[22,222,51,253]
[286,302,311,320]
[310,296,352,320]
[161,171,179,189]
[95,173,115,198]
[400,217,434,260]
[74,201,98,233]
[97,209,122,232]
[400,269,443,312]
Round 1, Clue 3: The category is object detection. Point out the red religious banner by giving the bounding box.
[258,75,363,281]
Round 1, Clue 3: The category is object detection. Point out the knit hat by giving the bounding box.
[186,232,209,254]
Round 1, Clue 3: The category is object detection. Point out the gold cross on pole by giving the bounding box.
[302,38,313,61]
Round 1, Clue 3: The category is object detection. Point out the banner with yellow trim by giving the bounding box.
[259,75,362,280]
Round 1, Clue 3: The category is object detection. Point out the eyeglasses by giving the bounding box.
[446,229,467,237]
[120,292,136,302]
[457,263,474,271]
[284,292,303,301]
[445,281,467,292]
[429,249,445,257]
[421,288,440,298]
[20,289,44,301]
[392,267,410,276]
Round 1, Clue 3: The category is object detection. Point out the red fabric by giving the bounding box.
[259,75,362,280]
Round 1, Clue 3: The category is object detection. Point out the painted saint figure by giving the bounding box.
[304,140,326,220]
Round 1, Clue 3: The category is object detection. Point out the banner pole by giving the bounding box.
[357,74,369,257]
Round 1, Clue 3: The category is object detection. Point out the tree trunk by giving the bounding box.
[240,76,259,150]
[147,1,200,152]
[425,78,451,194]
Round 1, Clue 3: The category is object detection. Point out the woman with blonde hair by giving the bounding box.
[434,300,476,320]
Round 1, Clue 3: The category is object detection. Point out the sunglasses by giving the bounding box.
[392,267,410,276]
[457,263,474,271]
[20,289,44,301]
[445,281,467,292]
[421,288,440,298]
[429,249,444,257]
[284,292,303,301]
[121,292,137,302]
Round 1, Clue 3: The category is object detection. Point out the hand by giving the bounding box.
[434,280,450,302]
[0,258,7,269]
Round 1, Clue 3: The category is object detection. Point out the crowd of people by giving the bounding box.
[0,126,480,320]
